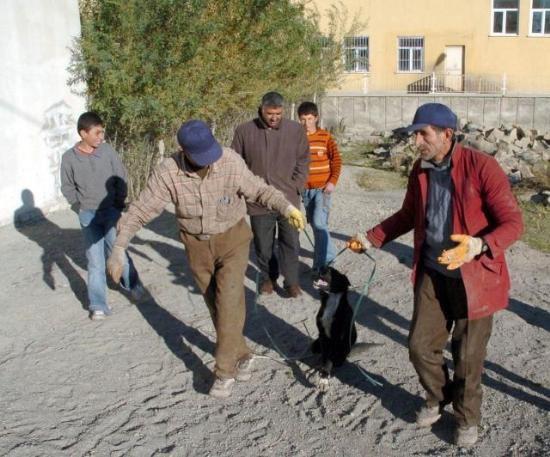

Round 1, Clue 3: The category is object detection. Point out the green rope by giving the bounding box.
[349,251,383,388]
[253,269,312,362]
[252,235,382,388]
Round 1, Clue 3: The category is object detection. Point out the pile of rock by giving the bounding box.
[460,123,550,183]
[354,124,550,186]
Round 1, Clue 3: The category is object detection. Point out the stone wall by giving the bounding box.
[320,95,550,140]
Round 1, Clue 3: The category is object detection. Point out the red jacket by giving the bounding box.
[367,143,524,320]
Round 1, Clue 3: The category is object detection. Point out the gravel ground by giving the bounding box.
[0,165,548,456]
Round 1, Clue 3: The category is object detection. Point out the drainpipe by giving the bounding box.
[501,73,507,96]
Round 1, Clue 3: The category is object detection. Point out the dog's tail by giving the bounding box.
[349,342,382,358]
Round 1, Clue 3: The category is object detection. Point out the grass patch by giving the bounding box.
[518,200,550,253]
[356,167,408,191]
[341,142,378,167]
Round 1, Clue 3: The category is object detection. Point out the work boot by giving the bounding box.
[416,404,442,427]
[285,284,302,298]
[259,279,274,295]
[209,377,235,399]
[235,356,254,382]
[455,425,479,447]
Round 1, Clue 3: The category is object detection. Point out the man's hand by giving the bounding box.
[346,232,371,253]
[438,234,483,270]
[285,205,306,231]
[107,246,126,284]
[323,182,335,194]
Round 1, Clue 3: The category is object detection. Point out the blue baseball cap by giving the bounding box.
[400,103,458,133]
[177,120,222,167]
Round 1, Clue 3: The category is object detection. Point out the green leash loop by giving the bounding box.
[303,227,382,388]
[349,251,383,388]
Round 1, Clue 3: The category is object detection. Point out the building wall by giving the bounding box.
[312,0,550,94]
[0,0,86,225]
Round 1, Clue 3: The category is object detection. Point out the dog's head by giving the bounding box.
[313,266,351,295]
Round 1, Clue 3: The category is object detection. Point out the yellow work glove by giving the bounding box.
[437,234,483,270]
[346,232,371,253]
[285,205,306,231]
[107,245,126,284]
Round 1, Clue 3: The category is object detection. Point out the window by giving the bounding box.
[531,0,550,34]
[343,36,369,72]
[398,37,424,72]
[492,0,519,34]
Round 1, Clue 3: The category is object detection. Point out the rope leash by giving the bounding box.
[253,270,313,362]
[349,251,383,388]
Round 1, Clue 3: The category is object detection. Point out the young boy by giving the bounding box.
[60,111,143,320]
[297,102,342,280]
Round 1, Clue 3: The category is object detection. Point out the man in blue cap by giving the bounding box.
[107,120,306,399]
[347,103,523,446]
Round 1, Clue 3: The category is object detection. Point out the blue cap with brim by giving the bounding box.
[177,120,222,167]
[398,103,458,133]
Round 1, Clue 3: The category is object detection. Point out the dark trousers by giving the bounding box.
[409,267,493,426]
[180,219,252,379]
[250,213,300,287]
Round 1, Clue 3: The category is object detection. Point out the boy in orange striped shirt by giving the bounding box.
[297,102,342,280]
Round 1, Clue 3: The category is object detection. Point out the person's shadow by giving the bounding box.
[13,189,88,309]
[133,291,215,395]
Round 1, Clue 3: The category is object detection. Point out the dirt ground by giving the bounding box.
[1,166,548,457]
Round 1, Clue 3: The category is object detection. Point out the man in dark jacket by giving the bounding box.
[232,92,310,297]
[348,103,523,447]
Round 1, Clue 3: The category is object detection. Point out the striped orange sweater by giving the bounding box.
[305,128,342,189]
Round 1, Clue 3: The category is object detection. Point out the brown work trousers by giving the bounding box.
[409,267,493,426]
[180,218,253,379]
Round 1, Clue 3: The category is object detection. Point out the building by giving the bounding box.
[312,0,550,95]
[0,0,85,225]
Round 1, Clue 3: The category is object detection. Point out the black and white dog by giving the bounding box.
[311,267,358,386]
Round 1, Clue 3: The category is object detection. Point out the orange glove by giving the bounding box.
[438,234,483,270]
[346,232,371,253]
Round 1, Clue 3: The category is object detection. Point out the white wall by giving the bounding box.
[0,0,86,225]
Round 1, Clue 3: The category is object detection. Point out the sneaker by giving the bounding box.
[416,404,442,427]
[209,377,235,399]
[259,279,274,295]
[312,277,329,290]
[455,425,479,447]
[236,356,254,382]
[90,310,106,321]
[285,284,302,298]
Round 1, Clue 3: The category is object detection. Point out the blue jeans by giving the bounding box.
[302,188,336,271]
[79,208,138,313]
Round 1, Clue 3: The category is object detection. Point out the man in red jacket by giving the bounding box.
[348,103,523,447]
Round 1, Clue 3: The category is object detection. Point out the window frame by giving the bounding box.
[342,36,369,73]
[529,0,550,36]
[396,36,425,73]
[491,0,520,36]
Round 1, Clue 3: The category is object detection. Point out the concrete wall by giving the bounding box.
[320,95,550,136]
[0,0,85,225]
[312,0,550,94]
